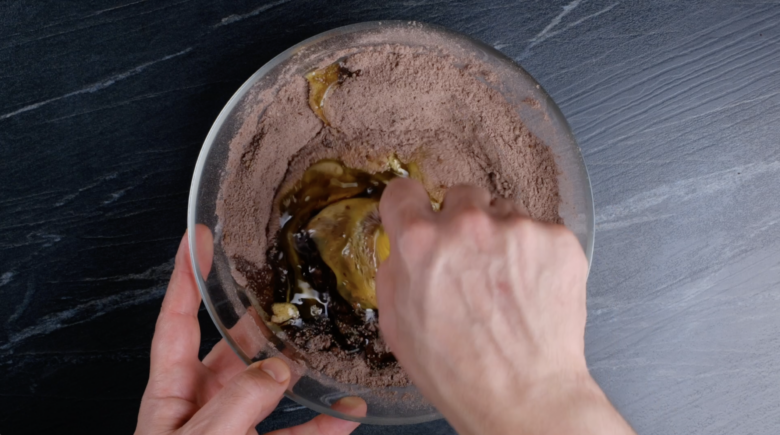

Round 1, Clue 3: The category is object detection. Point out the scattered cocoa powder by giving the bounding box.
[217,42,560,388]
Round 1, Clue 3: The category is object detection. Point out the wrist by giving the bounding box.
[507,370,634,435]
[447,368,633,435]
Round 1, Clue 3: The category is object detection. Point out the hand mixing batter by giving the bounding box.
[217,44,561,386]
[137,25,636,435]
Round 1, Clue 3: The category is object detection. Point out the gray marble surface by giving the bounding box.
[1,0,779,433]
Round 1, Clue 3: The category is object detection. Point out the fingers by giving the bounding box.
[191,223,216,283]
[489,197,514,217]
[490,197,529,218]
[182,358,291,434]
[203,339,248,387]
[150,225,214,380]
[379,178,434,241]
[264,397,366,435]
[440,184,491,214]
[378,179,431,353]
[444,185,529,221]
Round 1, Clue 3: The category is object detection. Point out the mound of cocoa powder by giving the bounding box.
[217,43,560,388]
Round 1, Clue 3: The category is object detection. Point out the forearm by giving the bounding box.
[445,373,636,435]
[518,374,635,435]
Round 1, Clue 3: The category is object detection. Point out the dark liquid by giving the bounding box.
[263,160,402,368]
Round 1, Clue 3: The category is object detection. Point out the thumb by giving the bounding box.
[182,358,291,434]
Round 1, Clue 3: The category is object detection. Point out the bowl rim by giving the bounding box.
[188,20,595,425]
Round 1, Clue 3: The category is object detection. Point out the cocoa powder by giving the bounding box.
[217,43,560,388]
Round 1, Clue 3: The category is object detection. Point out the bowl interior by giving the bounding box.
[188,21,594,425]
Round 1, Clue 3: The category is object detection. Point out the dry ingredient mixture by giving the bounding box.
[217,42,561,388]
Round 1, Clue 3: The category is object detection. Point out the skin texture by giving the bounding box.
[376,179,637,435]
[134,225,366,435]
[137,181,636,435]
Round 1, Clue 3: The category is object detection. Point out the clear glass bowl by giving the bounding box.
[188,21,594,425]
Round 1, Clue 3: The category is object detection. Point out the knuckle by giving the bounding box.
[233,369,274,399]
[443,184,490,206]
[504,213,531,229]
[402,214,436,238]
[397,216,436,253]
[450,204,492,231]
[403,210,431,228]
[508,215,536,237]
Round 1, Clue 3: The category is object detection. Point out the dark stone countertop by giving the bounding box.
[1,1,779,434]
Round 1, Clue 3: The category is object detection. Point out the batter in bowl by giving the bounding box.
[217,43,561,387]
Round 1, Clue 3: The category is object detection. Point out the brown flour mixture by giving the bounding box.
[217,44,560,388]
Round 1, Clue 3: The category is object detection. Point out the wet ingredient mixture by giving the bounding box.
[265,159,407,373]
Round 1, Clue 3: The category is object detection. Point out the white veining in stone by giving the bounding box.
[1,286,167,352]
[520,0,619,60]
[596,162,780,231]
[0,271,14,287]
[1,258,174,352]
[0,48,192,120]
[54,173,119,207]
[213,0,292,28]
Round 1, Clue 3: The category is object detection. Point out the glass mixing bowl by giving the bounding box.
[187,21,594,425]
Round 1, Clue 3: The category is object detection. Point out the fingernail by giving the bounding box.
[255,358,290,383]
[336,396,364,409]
[334,396,367,417]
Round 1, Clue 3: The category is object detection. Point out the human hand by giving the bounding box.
[377,180,634,435]
[135,225,366,435]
